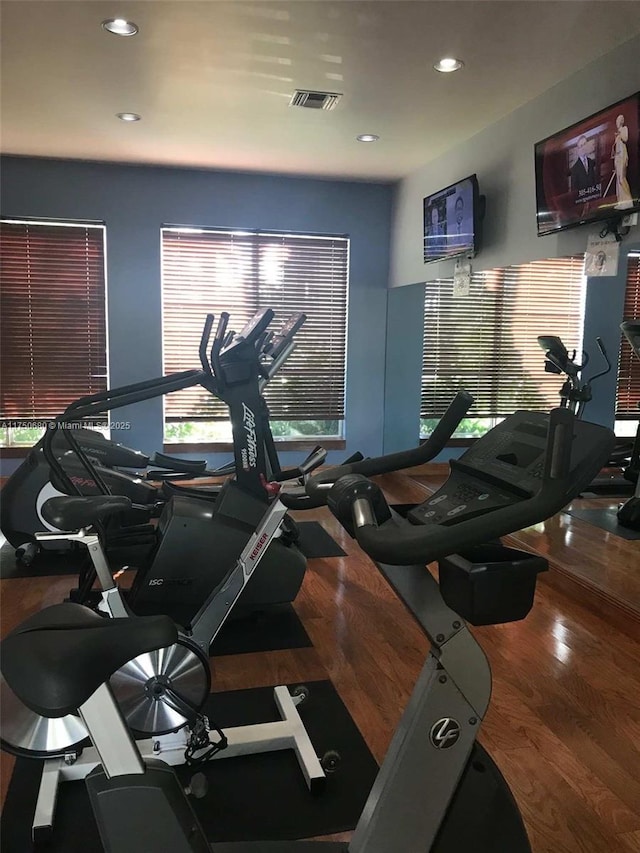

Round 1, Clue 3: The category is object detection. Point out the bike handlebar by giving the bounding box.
[334,408,613,565]
[280,391,474,511]
[198,314,215,374]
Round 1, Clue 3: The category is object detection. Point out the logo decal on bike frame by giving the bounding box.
[429,718,461,749]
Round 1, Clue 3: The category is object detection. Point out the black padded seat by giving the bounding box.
[41,495,132,531]
[1,603,176,718]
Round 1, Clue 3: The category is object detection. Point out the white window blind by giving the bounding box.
[161,228,348,422]
[616,253,640,419]
[421,256,586,419]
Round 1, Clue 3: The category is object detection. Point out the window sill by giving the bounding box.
[0,446,31,458]
[420,434,636,449]
[163,438,346,454]
[419,437,477,447]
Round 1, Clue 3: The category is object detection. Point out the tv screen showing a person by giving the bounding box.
[423,175,477,263]
[425,201,447,254]
[535,92,640,236]
[570,135,598,196]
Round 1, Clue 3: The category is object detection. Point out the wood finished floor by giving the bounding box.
[1,471,640,852]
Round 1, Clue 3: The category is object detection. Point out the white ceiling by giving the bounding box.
[2,0,640,180]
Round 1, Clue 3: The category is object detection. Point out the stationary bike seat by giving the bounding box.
[41,495,132,530]
[1,603,177,718]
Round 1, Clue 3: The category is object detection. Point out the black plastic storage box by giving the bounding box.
[438,544,548,626]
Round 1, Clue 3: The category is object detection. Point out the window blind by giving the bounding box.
[616,253,640,419]
[0,220,107,421]
[162,228,348,422]
[421,256,586,418]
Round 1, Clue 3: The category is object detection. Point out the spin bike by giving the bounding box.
[1,489,326,845]
[1,405,615,852]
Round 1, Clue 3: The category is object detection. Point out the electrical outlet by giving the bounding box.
[621,212,638,227]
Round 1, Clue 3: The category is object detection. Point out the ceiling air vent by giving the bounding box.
[289,90,342,111]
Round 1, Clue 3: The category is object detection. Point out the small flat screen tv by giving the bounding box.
[423,174,479,263]
[535,92,640,236]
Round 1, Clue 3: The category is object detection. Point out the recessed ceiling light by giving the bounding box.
[102,18,139,36]
[434,57,464,73]
[116,112,141,122]
[356,134,380,143]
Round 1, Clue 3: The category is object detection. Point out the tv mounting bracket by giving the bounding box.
[599,212,637,242]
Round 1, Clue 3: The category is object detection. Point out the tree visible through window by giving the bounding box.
[161,227,348,444]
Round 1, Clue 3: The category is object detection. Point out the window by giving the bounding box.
[161,227,349,445]
[0,220,107,447]
[420,256,586,438]
[616,252,640,433]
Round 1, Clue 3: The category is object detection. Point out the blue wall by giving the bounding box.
[383,284,424,454]
[0,155,393,473]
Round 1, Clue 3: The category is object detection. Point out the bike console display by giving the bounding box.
[322,408,614,567]
[407,410,606,528]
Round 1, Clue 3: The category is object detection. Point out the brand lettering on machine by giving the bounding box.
[70,476,97,489]
[242,403,258,470]
[248,532,268,564]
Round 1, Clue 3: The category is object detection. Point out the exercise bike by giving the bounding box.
[537,332,638,495]
[537,332,612,418]
[539,329,640,529]
[1,489,326,846]
[1,405,615,852]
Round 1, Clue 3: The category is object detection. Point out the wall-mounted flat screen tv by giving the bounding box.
[423,174,479,263]
[535,92,640,236]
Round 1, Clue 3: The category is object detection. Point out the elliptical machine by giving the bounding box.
[1,313,221,564]
[24,311,311,626]
[163,310,322,500]
[1,309,321,566]
[0,405,615,852]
